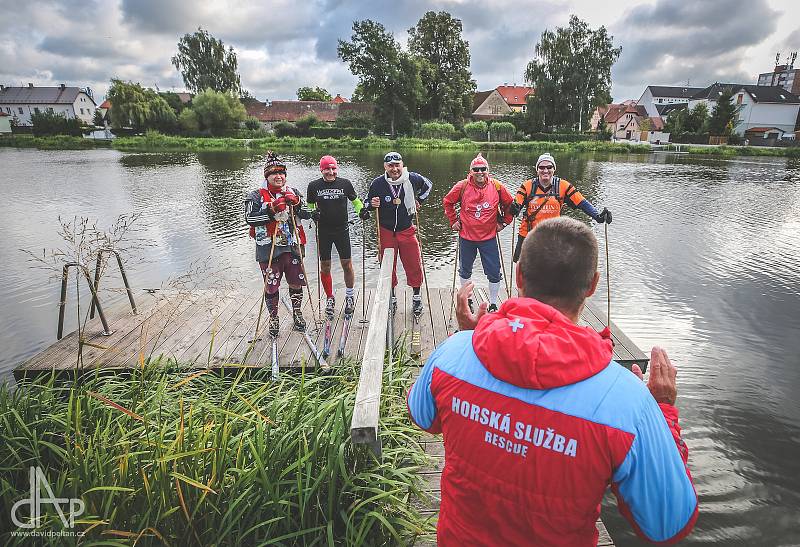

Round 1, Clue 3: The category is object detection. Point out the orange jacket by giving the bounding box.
[513,177,585,237]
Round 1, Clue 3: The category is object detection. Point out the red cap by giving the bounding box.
[319,155,338,171]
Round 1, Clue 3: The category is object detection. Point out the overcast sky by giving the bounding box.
[1,0,798,104]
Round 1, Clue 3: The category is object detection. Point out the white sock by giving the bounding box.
[346,287,354,297]
[460,276,470,288]
[413,294,422,302]
[489,282,501,305]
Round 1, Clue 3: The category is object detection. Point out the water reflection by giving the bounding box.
[1,148,799,545]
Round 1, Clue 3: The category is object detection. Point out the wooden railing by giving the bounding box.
[350,249,395,457]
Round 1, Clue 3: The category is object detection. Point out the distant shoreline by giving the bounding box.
[2,134,798,158]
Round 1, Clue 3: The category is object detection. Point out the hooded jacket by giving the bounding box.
[407,298,698,546]
[443,176,514,242]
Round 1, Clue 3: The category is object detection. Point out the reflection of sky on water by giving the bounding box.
[1,148,799,545]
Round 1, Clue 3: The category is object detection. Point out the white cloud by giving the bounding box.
[0,0,797,103]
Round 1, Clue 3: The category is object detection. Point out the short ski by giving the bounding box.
[337,313,353,357]
[271,336,279,381]
[410,312,422,357]
[281,297,329,370]
[322,313,333,358]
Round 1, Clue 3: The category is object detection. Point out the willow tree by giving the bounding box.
[172,27,241,94]
[525,16,620,132]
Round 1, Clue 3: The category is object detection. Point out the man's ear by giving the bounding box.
[586,271,600,298]
[516,262,525,297]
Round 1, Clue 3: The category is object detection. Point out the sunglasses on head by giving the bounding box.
[537,164,554,170]
[471,167,487,172]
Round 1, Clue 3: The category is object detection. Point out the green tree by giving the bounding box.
[30,110,84,136]
[463,120,488,141]
[186,89,247,135]
[158,91,187,115]
[107,79,177,133]
[92,109,105,126]
[685,102,708,133]
[407,11,476,124]
[338,20,424,136]
[297,86,333,101]
[708,89,739,136]
[663,108,687,135]
[171,27,241,94]
[525,15,621,131]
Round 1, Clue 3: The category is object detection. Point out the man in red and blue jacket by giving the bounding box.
[408,217,697,546]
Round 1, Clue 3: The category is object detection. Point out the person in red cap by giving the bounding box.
[443,153,514,312]
[245,151,312,335]
[306,155,364,318]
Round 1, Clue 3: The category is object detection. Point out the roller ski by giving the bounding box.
[337,295,355,358]
[410,296,423,357]
[322,297,335,358]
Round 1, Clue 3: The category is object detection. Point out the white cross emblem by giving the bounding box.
[508,318,524,333]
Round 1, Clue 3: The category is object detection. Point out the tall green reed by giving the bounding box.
[1,353,433,546]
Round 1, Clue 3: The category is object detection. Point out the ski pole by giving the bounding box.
[315,219,321,316]
[604,222,611,329]
[375,206,382,264]
[360,217,368,323]
[496,233,508,300]
[509,216,515,296]
[289,205,319,324]
[415,210,435,341]
[447,229,460,334]
[247,222,279,364]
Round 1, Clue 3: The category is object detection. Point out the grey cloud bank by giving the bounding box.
[0,0,797,103]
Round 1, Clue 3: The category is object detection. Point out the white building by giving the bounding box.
[0,83,97,126]
[689,83,800,136]
[637,86,703,117]
[0,111,11,133]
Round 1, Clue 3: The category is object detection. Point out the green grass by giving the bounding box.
[0,135,112,150]
[0,352,433,545]
[4,132,798,158]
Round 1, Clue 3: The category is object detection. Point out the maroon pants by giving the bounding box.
[379,225,423,288]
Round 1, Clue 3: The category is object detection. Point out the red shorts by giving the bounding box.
[260,252,306,294]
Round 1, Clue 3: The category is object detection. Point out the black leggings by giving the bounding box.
[513,234,525,263]
[318,228,351,261]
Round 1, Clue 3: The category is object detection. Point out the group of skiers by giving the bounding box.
[244,150,612,336]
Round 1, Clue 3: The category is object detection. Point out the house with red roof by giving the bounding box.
[472,85,535,120]
[244,99,373,129]
[495,85,535,112]
[591,102,667,142]
[332,94,348,104]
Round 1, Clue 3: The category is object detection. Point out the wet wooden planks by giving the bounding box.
[16,286,647,377]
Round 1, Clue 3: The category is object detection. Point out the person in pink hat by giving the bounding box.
[443,153,514,312]
[306,155,364,318]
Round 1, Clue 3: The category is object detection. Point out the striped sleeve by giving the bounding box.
[611,398,698,543]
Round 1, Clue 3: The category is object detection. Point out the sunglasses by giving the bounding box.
[537,165,554,170]
[471,167,487,172]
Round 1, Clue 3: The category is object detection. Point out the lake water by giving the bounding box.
[1,147,799,545]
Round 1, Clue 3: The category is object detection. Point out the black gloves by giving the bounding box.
[358,208,370,220]
[311,210,321,222]
[597,208,612,224]
[509,201,522,216]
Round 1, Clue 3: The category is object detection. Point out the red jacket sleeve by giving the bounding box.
[442,181,465,227]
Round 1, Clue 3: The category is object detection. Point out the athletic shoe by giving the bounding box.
[325,296,336,319]
[412,298,423,316]
[293,311,307,332]
[390,295,398,315]
[269,315,279,338]
[344,295,355,316]
[468,298,475,314]
[487,303,498,313]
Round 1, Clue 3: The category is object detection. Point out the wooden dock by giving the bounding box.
[15,286,647,375]
[18,266,644,546]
